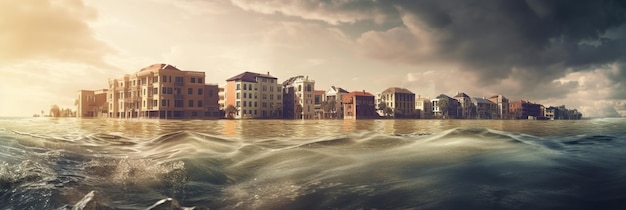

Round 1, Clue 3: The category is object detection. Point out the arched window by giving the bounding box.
[298,85,302,92]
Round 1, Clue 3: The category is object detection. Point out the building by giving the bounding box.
[380,87,416,118]
[545,106,557,120]
[343,91,379,119]
[454,92,473,119]
[107,63,220,119]
[488,95,509,119]
[282,75,316,119]
[432,94,460,119]
[471,97,497,119]
[225,71,283,119]
[314,90,326,119]
[508,100,542,119]
[325,86,349,119]
[76,89,108,118]
[415,96,432,119]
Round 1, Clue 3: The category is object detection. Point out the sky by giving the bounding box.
[1,0,626,117]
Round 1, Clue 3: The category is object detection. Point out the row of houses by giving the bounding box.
[76,63,582,120]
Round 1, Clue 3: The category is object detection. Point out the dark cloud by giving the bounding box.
[408,0,625,98]
[0,0,113,66]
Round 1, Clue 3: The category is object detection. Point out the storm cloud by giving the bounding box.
[231,0,626,102]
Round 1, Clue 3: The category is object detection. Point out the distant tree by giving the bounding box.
[225,105,237,119]
[50,105,61,117]
[438,99,449,119]
[322,98,336,118]
[40,110,44,117]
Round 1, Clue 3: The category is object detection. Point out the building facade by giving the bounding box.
[432,94,460,119]
[105,64,219,119]
[508,100,542,119]
[454,92,473,119]
[471,97,497,119]
[314,90,326,119]
[488,95,510,119]
[282,76,316,119]
[343,91,378,119]
[325,86,349,119]
[225,71,283,119]
[415,96,432,119]
[380,87,416,118]
[77,89,108,118]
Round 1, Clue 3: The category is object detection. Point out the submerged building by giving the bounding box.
[225,71,283,119]
[282,75,316,119]
[105,63,220,119]
[76,89,108,118]
[343,91,379,119]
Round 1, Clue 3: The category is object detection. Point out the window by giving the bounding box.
[270,86,273,91]
[263,86,267,91]
[153,100,158,107]
[277,95,281,100]
[198,78,203,83]
[277,87,282,92]
[236,93,240,99]
[191,78,196,83]
[243,93,247,98]
[248,85,252,90]
[243,84,247,90]
[270,94,273,100]
[298,85,302,92]
[175,100,183,107]
[188,100,194,107]
[236,84,240,90]
[162,99,167,107]
[188,88,193,94]
[162,75,167,83]
[162,88,167,94]
[306,84,312,92]
[243,101,247,107]
[198,88,203,95]
[153,76,159,83]
[236,101,240,107]
[153,88,158,95]
[198,100,203,107]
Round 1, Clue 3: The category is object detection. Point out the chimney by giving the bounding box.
[267,71,270,75]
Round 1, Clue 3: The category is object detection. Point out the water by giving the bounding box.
[1,118,625,209]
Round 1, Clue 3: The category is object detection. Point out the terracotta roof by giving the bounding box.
[382,87,414,94]
[226,71,277,82]
[343,91,374,103]
[314,90,326,95]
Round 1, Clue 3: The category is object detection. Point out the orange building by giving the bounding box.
[343,91,379,119]
[106,63,220,119]
[77,89,108,117]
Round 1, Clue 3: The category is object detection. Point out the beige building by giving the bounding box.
[106,63,220,119]
[415,96,432,119]
[325,86,349,119]
[282,75,316,119]
[77,89,108,117]
[488,95,509,119]
[380,87,416,118]
[225,71,283,119]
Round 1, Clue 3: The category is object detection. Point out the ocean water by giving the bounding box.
[1,118,625,210]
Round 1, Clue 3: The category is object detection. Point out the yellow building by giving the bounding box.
[106,63,219,119]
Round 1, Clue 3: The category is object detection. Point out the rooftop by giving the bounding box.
[226,71,277,82]
[382,87,414,94]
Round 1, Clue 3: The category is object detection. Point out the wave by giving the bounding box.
[1,126,626,209]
